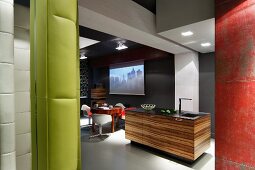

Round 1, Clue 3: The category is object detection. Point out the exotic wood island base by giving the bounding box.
[125,109,211,161]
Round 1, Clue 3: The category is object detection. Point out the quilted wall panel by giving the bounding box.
[0,0,16,170]
[14,4,31,170]
[30,0,80,169]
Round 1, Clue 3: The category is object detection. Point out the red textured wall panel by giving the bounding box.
[216,0,255,169]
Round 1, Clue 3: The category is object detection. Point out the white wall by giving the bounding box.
[0,0,16,170]
[175,52,199,112]
[14,4,31,170]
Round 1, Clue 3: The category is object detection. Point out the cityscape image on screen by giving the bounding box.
[110,64,144,95]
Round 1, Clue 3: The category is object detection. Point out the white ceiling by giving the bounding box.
[158,18,215,53]
[79,36,99,49]
[78,0,191,54]
[79,0,214,54]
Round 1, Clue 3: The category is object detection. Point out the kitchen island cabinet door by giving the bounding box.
[194,114,211,160]
[162,116,195,160]
[143,114,195,160]
[125,111,143,143]
[142,114,169,152]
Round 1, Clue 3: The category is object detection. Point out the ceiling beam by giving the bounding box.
[78,0,191,54]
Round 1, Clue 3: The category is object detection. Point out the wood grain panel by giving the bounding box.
[194,114,211,159]
[125,112,143,143]
[91,88,106,99]
[125,111,211,161]
[143,114,195,160]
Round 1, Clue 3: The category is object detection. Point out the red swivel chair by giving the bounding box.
[81,104,92,125]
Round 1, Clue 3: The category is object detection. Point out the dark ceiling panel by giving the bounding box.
[132,0,156,14]
[79,26,145,60]
[81,37,144,59]
[89,46,170,68]
[15,0,30,7]
[15,0,156,14]
[79,26,116,42]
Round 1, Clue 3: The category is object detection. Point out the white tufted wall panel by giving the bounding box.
[0,0,16,170]
[14,4,31,170]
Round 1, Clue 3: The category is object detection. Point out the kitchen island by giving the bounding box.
[125,108,211,161]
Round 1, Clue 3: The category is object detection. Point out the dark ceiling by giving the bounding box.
[15,0,29,7]
[14,0,156,13]
[132,0,156,14]
[79,26,144,59]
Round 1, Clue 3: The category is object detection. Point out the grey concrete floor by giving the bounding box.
[80,118,215,170]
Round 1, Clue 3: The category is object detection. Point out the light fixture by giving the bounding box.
[181,31,193,37]
[201,42,211,47]
[116,42,128,50]
[80,53,87,60]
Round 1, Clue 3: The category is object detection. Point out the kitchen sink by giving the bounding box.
[181,113,199,118]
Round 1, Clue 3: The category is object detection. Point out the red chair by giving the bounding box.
[115,103,126,119]
[81,104,92,125]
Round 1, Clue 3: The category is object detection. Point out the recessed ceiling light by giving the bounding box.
[116,42,128,50]
[201,42,211,47]
[181,31,193,37]
[80,53,87,60]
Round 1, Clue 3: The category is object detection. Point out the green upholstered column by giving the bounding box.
[76,39,81,170]
[30,0,80,170]
[76,6,81,170]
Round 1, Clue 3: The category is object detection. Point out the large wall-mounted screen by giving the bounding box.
[110,61,145,95]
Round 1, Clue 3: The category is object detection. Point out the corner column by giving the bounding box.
[216,0,255,169]
[175,52,199,112]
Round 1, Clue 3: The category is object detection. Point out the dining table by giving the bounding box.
[91,107,122,133]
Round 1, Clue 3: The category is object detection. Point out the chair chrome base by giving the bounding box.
[89,124,110,139]
[89,134,109,138]
[80,116,92,128]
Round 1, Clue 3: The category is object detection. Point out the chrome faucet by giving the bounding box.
[179,98,192,115]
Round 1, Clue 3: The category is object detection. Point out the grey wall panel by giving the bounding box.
[156,0,215,32]
[199,52,215,137]
[92,57,175,108]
